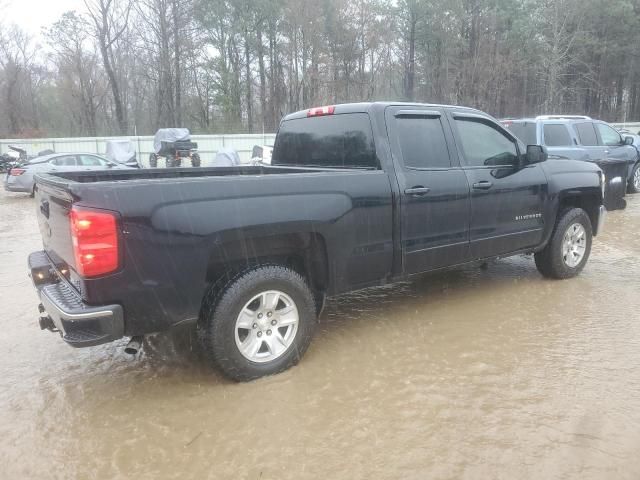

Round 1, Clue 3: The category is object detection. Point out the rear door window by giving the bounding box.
[504,122,537,145]
[78,155,108,167]
[543,124,572,146]
[51,155,77,166]
[272,113,377,168]
[396,116,450,169]
[575,123,599,146]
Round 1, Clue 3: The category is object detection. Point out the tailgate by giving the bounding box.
[35,180,77,275]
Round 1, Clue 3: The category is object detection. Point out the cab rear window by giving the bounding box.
[272,113,378,169]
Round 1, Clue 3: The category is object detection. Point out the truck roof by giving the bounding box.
[503,115,593,124]
[282,102,485,121]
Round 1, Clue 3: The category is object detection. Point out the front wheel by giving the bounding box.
[199,265,317,381]
[149,153,158,168]
[628,162,640,194]
[535,207,593,279]
[191,153,201,167]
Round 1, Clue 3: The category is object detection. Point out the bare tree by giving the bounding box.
[84,0,132,134]
[0,26,41,135]
[46,12,107,136]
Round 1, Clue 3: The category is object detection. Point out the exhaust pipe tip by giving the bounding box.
[124,336,143,355]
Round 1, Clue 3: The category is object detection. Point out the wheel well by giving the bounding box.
[559,193,599,230]
[204,233,329,295]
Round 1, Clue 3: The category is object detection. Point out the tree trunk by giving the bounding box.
[256,20,267,132]
[244,27,253,133]
[405,6,417,101]
[172,0,182,125]
[269,22,277,130]
[98,41,126,133]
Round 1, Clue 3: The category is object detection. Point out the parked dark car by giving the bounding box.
[28,102,606,381]
[502,115,640,200]
[614,127,640,192]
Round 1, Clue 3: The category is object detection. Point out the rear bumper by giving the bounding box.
[4,181,30,192]
[28,251,124,348]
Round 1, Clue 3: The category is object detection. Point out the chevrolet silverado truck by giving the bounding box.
[28,102,606,381]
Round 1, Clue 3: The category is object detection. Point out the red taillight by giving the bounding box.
[10,168,25,176]
[307,105,335,117]
[70,207,120,278]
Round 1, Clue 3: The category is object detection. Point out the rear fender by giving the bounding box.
[205,232,329,295]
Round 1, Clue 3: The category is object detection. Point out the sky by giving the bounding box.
[5,0,84,38]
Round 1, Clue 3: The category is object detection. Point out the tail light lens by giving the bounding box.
[70,207,120,277]
[10,168,25,176]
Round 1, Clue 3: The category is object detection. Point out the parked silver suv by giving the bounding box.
[502,115,640,195]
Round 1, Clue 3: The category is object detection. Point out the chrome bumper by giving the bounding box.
[29,250,124,348]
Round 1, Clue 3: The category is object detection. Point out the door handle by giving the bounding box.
[404,186,431,196]
[472,181,493,190]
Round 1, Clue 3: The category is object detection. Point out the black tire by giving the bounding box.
[191,153,201,167]
[29,184,36,198]
[198,265,317,381]
[167,157,182,168]
[628,162,640,194]
[534,207,593,279]
[149,153,157,168]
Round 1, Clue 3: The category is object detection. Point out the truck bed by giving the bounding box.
[34,164,395,337]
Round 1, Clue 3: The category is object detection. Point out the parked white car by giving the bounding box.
[4,152,132,196]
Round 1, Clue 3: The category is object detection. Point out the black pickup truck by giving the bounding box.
[29,102,606,381]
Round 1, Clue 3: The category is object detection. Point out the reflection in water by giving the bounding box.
[1,190,640,479]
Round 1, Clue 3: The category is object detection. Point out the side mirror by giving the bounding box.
[624,136,634,146]
[525,145,547,165]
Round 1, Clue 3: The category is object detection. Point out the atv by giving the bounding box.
[149,128,201,168]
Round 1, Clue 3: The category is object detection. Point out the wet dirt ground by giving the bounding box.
[1,189,639,480]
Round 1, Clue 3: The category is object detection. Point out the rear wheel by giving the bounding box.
[535,208,593,279]
[149,153,158,168]
[198,265,317,381]
[628,162,640,194]
[191,153,201,167]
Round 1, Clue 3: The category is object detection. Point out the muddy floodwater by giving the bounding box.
[1,189,640,479]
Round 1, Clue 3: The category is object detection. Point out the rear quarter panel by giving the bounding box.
[70,170,393,335]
